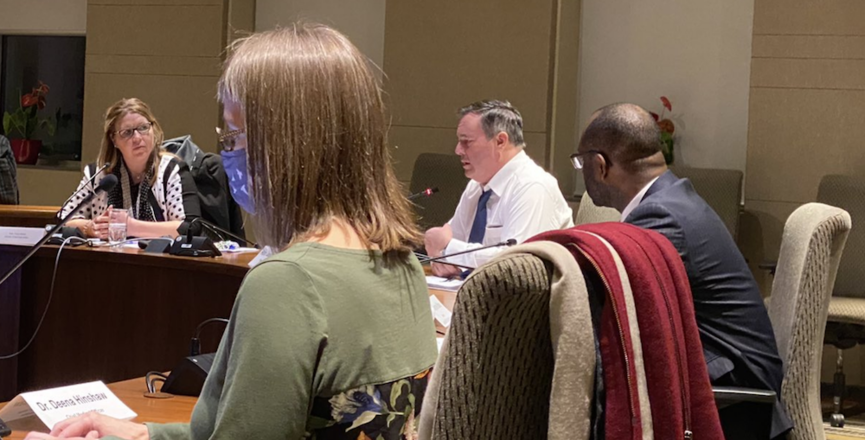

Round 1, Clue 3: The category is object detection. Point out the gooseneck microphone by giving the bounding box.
[419,238,517,265]
[0,175,118,287]
[197,218,258,249]
[408,187,439,201]
[55,163,111,219]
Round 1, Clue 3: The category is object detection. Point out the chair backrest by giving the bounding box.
[670,166,743,239]
[817,174,865,298]
[429,253,555,439]
[409,153,469,231]
[162,135,245,238]
[574,191,620,225]
[768,203,851,440]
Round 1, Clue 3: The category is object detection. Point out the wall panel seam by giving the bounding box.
[744,198,809,204]
[754,33,865,37]
[752,56,865,61]
[86,72,219,78]
[750,86,865,91]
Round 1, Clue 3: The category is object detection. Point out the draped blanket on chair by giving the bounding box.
[531,223,724,440]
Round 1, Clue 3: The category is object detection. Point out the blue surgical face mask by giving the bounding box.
[221,148,255,214]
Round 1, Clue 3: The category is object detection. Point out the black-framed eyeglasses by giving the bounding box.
[570,150,606,170]
[216,127,245,152]
[114,122,152,140]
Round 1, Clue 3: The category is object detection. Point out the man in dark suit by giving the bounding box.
[574,103,792,439]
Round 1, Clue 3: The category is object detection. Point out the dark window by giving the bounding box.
[1,35,85,162]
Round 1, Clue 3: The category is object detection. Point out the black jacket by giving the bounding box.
[626,170,792,439]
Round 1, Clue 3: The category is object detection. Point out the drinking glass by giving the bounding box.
[108,208,131,246]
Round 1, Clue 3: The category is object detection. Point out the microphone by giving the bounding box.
[169,217,221,258]
[0,175,118,287]
[420,238,517,264]
[56,163,110,219]
[408,187,439,201]
[189,317,229,356]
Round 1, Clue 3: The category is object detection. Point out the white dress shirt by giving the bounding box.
[444,150,574,268]
[619,176,660,222]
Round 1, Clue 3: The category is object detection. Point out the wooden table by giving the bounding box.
[0,244,255,401]
[0,205,59,228]
[0,240,457,402]
[0,376,197,440]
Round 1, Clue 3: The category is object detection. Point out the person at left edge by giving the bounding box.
[62,98,201,239]
[0,134,19,205]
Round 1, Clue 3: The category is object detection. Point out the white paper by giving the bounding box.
[429,294,452,328]
[249,245,276,267]
[425,275,463,292]
[0,381,136,431]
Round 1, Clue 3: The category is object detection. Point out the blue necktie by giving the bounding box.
[468,190,493,243]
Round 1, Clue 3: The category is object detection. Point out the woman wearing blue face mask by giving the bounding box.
[32,23,436,440]
[216,126,254,214]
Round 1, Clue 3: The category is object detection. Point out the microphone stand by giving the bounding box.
[199,219,258,249]
[54,163,109,219]
[0,176,118,287]
[420,238,517,265]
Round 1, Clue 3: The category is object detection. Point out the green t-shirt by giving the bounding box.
[147,242,438,439]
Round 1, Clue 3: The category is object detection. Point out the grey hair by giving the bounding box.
[458,99,525,147]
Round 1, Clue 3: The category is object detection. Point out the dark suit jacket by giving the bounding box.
[625,170,792,438]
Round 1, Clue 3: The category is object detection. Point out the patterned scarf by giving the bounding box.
[106,156,156,222]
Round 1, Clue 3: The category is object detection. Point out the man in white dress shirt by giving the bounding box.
[424,100,573,277]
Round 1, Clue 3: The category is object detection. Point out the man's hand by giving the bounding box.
[424,224,453,258]
[431,261,462,278]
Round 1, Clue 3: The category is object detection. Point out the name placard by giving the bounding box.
[429,294,452,328]
[0,226,45,246]
[0,381,137,431]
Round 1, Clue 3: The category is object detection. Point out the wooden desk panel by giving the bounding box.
[0,242,454,402]
[0,205,60,228]
[0,244,254,401]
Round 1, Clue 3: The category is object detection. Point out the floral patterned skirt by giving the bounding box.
[307,368,432,440]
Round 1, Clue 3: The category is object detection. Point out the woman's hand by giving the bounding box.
[24,412,149,440]
[92,206,113,240]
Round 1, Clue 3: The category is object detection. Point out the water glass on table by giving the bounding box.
[108,208,131,246]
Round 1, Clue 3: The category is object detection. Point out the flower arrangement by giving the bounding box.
[3,81,55,139]
[2,81,56,164]
[649,96,675,165]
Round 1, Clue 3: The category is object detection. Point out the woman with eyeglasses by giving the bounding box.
[27,24,436,440]
[62,98,200,239]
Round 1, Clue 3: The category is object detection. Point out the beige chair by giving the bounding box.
[408,153,469,231]
[767,203,851,439]
[670,166,744,239]
[574,191,619,225]
[813,175,865,426]
[422,253,556,439]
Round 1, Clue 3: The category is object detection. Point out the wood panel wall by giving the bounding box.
[81,0,255,164]
[741,0,865,383]
[381,0,580,193]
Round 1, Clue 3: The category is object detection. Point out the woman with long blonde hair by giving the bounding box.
[63,98,200,239]
[28,23,437,440]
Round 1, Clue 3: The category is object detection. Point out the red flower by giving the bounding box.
[660,96,672,112]
[649,111,660,122]
[21,92,39,108]
[658,118,675,134]
[20,81,49,109]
